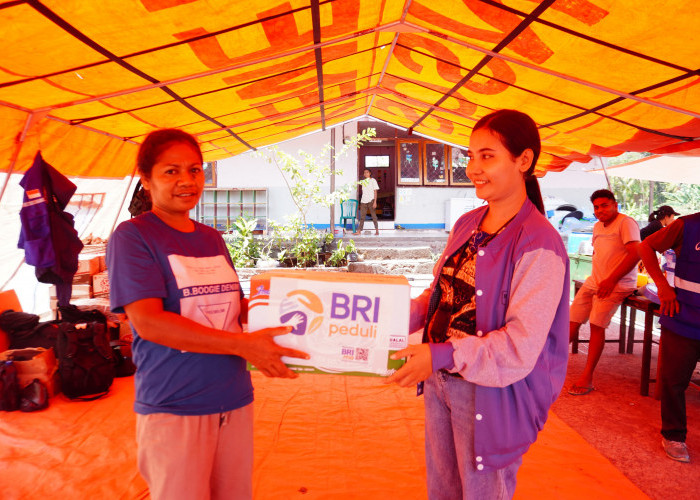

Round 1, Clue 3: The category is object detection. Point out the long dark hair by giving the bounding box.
[473,110,544,214]
[136,128,203,179]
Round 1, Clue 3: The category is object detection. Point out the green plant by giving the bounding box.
[261,128,376,227]
[326,238,356,267]
[264,220,287,262]
[345,239,356,254]
[327,240,347,267]
[290,223,322,267]
[258,128,376,267]
[659,183,700,214]
[224,215,260,268]
[320,231,335,253]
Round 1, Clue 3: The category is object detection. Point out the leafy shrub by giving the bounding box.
[224,216,260,268]
[327,239,356,267]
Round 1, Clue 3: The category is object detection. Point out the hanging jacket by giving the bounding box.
[18,152,83,305]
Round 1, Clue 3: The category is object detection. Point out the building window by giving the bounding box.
[365,155,390,168]
[203,161,217,187]
[192,188,268,232]
[395,141,472,187]
[398,141,421,184]
[425,143,447,185]
[450,147,472,185]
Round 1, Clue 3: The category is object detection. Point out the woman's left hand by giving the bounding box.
[384,344,432,387]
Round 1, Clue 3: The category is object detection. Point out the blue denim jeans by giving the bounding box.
[424,371,521,500]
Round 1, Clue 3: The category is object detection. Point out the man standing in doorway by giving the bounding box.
[639,211,700,463]
[568,189,640,395]
[354,168,379,235]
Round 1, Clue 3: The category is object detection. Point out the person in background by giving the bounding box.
[568,189,640,395]
[107,129,308,500]
[639,205,679,283]
[354,168,379,235]
[386,110,569,499]
[640,205,679,241]
[638,211,700,463]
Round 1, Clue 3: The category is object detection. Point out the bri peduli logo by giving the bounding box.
[279,290,324,336]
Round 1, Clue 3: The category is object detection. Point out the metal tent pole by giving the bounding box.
[330,128,336,233]
[108,164,139,236]
[598,156,612,190]
[0,113,34,205]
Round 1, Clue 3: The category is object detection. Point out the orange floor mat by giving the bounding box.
[0,374,648,499]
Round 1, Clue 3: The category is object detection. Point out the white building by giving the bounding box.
[201,119,607,232]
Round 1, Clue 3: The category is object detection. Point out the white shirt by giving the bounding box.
[589,213,640,291]
[360,177,379,203]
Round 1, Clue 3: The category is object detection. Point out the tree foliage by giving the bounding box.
[610,177,700,220]
[261,128,376,227]
[251,128,376,266]
[605,152,699,219]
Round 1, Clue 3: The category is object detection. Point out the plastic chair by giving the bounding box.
[339,199,358,233]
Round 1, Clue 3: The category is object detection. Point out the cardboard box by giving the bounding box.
[248,271,410,377]
[72,273,92,286]
[76,254,101,275]
[50,284,92,300]
[92,271,109,297]
[0,347,60,397]
[50,284,93,313]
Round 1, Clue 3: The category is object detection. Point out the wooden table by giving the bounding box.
[572,280,660,396]
[621,293,660,396]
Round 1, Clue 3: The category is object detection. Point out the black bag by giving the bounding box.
[128,180,151,217]
[56,321,115,399]
[57,304,107,325]
[58,304,120,340]
[111,341,136,378]
[19,378,49,412]
[0,309,60,350]
[0,360,20,411]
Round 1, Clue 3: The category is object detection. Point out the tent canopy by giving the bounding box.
[589,155,700,184]
[1,0,699,179]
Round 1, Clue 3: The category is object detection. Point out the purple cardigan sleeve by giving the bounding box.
[450,246,566,386]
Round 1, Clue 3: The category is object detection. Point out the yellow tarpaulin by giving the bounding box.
[1,0,699,178]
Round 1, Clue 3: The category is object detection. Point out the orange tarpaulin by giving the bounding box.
[0,374,648,499]
[0,0,699,179]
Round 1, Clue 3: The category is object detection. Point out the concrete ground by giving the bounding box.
[556,320,700,500]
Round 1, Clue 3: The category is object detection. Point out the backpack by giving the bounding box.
[0,360,20,411]
[56,321,115,399]
[57,304,107,325]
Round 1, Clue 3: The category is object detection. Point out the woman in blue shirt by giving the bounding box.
[108,129,308,500]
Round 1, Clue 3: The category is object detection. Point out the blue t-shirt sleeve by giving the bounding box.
[107,222,167,314]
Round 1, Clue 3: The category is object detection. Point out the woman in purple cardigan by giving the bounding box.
[387,110,570,499]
